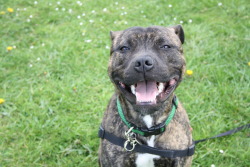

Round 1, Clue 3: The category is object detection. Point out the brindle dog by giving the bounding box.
[99,25,193,167]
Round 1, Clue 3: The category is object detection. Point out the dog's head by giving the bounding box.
[108,25,185,114]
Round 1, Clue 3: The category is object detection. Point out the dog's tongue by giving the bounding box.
[135,81,158,104]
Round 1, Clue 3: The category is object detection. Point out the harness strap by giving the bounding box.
[98,126,195,158]
[98,123,250,158]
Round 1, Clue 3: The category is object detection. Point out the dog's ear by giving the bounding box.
[110,31,121,41]
[171,25,184,44]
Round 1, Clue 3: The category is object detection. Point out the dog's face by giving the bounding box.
[108,25,186,114]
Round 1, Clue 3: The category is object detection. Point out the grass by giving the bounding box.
[0,0,249,166]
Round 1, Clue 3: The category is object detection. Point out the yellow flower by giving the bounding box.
[186,70,193,76]
[248,62,250,66]
[7,8,14,13]
[0,11,5,15]
[7,46,13,51]
[0,98,5,104]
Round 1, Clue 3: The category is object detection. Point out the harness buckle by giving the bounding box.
[124,127,141,151]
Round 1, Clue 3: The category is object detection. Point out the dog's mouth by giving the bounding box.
[117,77,178,105]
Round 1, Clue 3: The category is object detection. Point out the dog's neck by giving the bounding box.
[120,94,174,128]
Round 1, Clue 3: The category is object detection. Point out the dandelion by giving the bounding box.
[168,4,172,8]
[218,2,222,6]
[7,8,14,13]
[186,70,193,76]
[7,46,13,51]
[0,11,6,15]
[189,19,192,23]
[219,149,224,154]
[248,62,250,66]
[0,98,5,104]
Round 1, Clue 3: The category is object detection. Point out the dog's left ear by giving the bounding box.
[110,31,122,41]
[171,25,185,44]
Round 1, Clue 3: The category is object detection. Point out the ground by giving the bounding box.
[0,0,249,166]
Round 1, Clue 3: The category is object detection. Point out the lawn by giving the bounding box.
[0,0,249,166]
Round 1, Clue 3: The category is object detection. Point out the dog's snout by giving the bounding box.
[134,57,154,72]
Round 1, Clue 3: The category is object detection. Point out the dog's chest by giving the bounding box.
[135,115,160,167]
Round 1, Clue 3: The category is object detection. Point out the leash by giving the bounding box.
[98,96,250,158]
[98,124,249,158]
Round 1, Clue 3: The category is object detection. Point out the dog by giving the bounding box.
[99,25,193,167]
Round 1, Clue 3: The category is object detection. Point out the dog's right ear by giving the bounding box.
[110,31,121,41]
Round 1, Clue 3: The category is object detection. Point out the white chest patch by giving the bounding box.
[135,115,160,167]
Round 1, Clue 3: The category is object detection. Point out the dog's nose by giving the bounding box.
[134,57,154,72]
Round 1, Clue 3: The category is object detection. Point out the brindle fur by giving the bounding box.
[99,25,193,167]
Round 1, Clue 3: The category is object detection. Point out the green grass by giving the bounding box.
[0,0,249,166]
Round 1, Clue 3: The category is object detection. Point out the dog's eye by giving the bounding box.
[120,46,130,52]
[160,45,171,49]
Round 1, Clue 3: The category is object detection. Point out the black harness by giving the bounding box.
[98,97,250,158]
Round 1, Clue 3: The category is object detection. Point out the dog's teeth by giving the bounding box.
[131,85,136,95]
[158,82,164,93]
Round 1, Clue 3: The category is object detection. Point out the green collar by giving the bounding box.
[116,96,178,137]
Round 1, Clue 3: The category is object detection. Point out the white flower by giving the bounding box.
[141,11,144,13]
[55,8,59,11]
[77,15,81,19]
[114,21,117,24]
[17,8,20,11]
[34,1,38,5]
[42,43,45,46]
[143,15,146,18]
[79,22,83,26]
[30,45,34,49]
[57,1,61,5]
[124,21,128,24]
[49,3,52,6]
[27,19,31,22]
[180,20,183,24]
[29,64,33,67]
[23,8,27,11]
[218,2,222,6]
[69,9,72,13]
[121,13,124,16]
[124,12,127,15]
[168,4,172,8]
[30,15,33,18]
[77,1,81,4]
[174,17,177,21]
[37,57,41,61]
[121,6,125,9]
[189,19,192,23]
[89,20,94,23]
[211,164,215,167]
[62,8,66,11]
[105,46,109,49]
[115,2,118,5]
[85,39,92,43]
[91,10,95,13]
[82,32,85,36]
[82,13,85,16]
[219,150,224,154]
[103,8,107,12]
[13,45,16,49]
[16,14,19,16]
